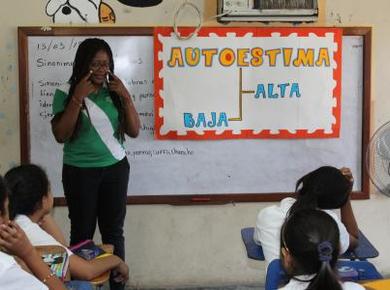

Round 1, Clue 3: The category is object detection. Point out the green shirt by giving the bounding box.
[52,84,124,168]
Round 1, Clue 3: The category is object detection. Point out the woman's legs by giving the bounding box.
[62,164,102,246]
[97,158,129,290]
[63,160,129,289]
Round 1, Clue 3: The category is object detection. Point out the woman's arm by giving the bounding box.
[0,221,67,290]
[122,96,141,138]
[108,72,140,138]
[340,198,359,249]
[69,253,129,282]
[339,167,359,249]
[51,72,96,143]
[38,214,67,246]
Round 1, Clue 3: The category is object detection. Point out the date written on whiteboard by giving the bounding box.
[36,38,82,52]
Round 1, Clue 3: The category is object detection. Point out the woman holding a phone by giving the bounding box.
[51,38,139,290]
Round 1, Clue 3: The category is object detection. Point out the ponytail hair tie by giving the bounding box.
[317,241,333,262]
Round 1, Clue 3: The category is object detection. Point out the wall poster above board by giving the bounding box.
[18,27,372,205]
[154,27,343,140]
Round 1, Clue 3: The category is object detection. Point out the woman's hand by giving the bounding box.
[0,221,34,259]
[73,70,96,101]
[112,260,129,284]
[107,71,131,100]
[340,167,354,189]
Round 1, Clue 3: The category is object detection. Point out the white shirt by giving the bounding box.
[15,215,73,257]
[254,197,350,263]
[279,275,365,290]
[0,251,48,290]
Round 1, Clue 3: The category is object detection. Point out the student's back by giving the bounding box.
[254,166,359,263]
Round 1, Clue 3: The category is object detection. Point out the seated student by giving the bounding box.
[254,166,359,263]
[0,174,67,290]
[4,164,129,286]
[279,209,364,290]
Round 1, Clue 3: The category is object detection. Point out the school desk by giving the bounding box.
[363,279,390,290]
[241,227,379,261]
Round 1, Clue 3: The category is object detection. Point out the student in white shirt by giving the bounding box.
[4,164,129,285]
[254,166,359,263]
[279,209,364,290]
[0,175,67,290]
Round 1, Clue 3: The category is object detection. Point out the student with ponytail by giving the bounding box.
[279,209,364,290]
[254,166,359,263]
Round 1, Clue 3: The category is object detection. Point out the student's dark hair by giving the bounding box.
[281,209,342,290]
[289,166,351,216]
[59,38,125,142]
[4,164,49,220]
[0,175,8,216]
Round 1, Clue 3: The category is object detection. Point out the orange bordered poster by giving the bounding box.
[154,27,342,140]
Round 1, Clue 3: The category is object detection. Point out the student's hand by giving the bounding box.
[73,70,96,101]
[112,260,129,284]
[0,221,34,260]
[340,167,354,186]
[107,71,131,100]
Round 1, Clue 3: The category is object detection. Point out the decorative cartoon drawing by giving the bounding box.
[45,0,116,24]
[115,0,162,7]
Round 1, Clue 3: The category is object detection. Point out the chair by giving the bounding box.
[265,259,286,290]
[340,230,379,260]
[264,259,383,290]
[240,227,265,260]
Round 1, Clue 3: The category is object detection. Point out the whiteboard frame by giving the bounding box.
[18,27,372,205]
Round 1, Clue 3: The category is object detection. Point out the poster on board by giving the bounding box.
[154,27,342,140]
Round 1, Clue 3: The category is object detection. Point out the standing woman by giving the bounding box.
[51,38,140,289]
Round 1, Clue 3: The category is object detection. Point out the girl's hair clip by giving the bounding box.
[318,241,333,262]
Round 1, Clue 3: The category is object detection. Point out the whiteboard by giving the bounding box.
[18,27,371,203]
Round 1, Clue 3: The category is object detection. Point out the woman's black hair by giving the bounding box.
[0,175,8,217]
[4,164,49,220]
[281,209,342,290]
[289,166,351,216]
[60,38,125,142]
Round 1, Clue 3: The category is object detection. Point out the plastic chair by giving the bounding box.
[265,259,286,290]
[240,227,265,260]
[264,259,383,290]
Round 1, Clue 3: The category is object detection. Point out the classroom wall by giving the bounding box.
[1,0,390,288]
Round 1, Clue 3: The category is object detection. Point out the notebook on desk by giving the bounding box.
[69,240,106,260]
[35,245,70,281]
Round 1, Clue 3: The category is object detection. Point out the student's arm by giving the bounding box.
[69,253,129,282]
[339,167,359,249]
[38,214,67,246]
[0,221,67,290]
[108,72,140,138]
[51,71,95,143]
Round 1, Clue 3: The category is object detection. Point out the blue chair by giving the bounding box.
[264,259,383,290]
[265,259,286,290]
[240,227,265,260]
